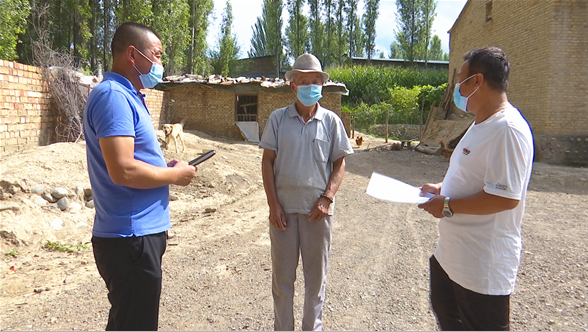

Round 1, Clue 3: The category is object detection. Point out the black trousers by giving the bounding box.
[430,255,510,331]
[92,232,167,331]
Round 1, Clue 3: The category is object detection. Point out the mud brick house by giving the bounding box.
[155,75,350,141]
[449,0,587,166]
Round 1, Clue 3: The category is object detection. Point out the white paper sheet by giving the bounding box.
[366,172,434,204]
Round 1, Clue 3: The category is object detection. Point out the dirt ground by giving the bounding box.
[0,130,587,331]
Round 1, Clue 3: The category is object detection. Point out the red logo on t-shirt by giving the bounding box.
[462,148,471,155]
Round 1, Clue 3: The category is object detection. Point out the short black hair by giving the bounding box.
[111,22,159,58]
[463,47,510,91]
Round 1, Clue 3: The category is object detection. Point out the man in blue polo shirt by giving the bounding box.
[83,22,196,331]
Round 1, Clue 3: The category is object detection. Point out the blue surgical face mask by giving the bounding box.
[453,74,479,112]
[296,84,323,107]
[133,47,164,89]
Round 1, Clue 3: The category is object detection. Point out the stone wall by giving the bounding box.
[448,0,587,165]
[535,134,588,167]
[0,60,55,153]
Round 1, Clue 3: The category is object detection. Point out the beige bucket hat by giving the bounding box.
[285,54,329,82]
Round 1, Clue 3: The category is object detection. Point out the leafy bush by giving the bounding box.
[387,86,421,125]
[348,83,447,130]
[327,65,448,105]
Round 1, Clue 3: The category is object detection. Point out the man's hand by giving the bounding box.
[99,136,195,189]
[418,195,445,218]
[309,196,330,221]
[169,160,196,186]
[269,202,287,230]
[419,182,441,196]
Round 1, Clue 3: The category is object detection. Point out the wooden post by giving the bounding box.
[419,95,425,139]
[352,111,355,138]
[385,108,389,143]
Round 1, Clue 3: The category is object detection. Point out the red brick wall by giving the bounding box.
[0,60,54,153]
[143,88,166,129]
[0,60,168,154]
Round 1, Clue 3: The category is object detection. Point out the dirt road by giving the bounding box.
[0,132,587,331]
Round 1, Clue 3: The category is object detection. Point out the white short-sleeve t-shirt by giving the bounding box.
[435,106,534,296]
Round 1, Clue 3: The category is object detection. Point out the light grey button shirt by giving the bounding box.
[259,102,354,215]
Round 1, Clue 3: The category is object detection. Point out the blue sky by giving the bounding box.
[206,0,468,58]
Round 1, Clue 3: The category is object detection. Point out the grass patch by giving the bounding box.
[5,250,19,257]
[44,241,89,253]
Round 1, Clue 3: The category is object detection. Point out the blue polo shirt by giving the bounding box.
[83,72,171,238]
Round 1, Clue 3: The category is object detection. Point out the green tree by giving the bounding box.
[87,0,100,73]
[115,0,153,26]
[101,0,117,71]
[389,39,404,59]
[362,0,379,60]
[322,0,336,66]
[210,0,240,76]
[335,0,347,65]
[71,0,91,68]
[249,17,269,56]
[285,0,309,61]
[185,0,214,75]
[248,0,284,77]
[394,0,438,63]
[344,0,361,57]
[308,0,324,61]
[427,34,447,60]
[10,0,210,76]
[394,0,423,62]
[152,0,190,75]
[421,0,436,66]
[351,16,365,57]
[0,0,30,60]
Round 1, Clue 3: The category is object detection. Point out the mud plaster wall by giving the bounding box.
[166,86,350,140]
[449,0,588,166]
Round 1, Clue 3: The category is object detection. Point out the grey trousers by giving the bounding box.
[270,213,333,331]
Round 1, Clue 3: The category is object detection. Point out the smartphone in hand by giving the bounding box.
[188,150,216,166]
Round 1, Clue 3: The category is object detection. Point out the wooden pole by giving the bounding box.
[419,95,425,139]
[385,108,389,143]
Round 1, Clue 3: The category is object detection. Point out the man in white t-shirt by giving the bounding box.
[418,47,534,331]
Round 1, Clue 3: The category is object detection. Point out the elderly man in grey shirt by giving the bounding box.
[259,53,354,331]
